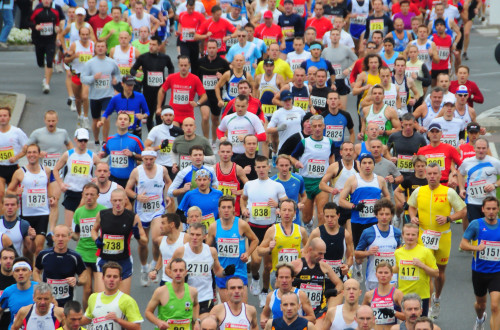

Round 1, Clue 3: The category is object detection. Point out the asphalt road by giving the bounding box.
[1,26,500,329]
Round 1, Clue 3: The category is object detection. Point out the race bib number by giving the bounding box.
[418,50,430,63]
[294,5,305,15]
[399,91,408,105]
[282,26,295,37]
[40,22,54,36]
[300,283,322,307]
[293,97,309,111]
[396,155,413,172]
[123,111,136,125]
[182,28,195,41]
[421,229,441,250]
[218,182,238,196]
[230,130,248,147]
[323,259,342,278]
[243,62,251,73]
[147,71,163,87]
[226,37,238,47]
[263,36,277,46]
[95,75,111,89]
[441,134,457,147]
[290,59,304,71]
[405,67,419,78]
[369,19,384,32]
[187,262,210,276]
[179,155,191,170]
[479,240,500,261]
[469,180,487,199]
[27,189,47,208]
[103,234,124,254]
[201,213,215,231]
[110,150,128,168]
[262,104,277,115]
[229,82,238,97]
[359,199,376,218]
[310,96,326,108]
[0,146,14,160]
[142,195,161,213]
[41,153,60,168]
[79,217,95,238]
[373,304,396,325]
[92,316,116,330]
[374,252,395,267]
[173,89,189,105]
[203,75,218,90]
[133,29,140,39]
[325,125,343,142]
[70,160,90,177]
[159,140,174,154]
[217,238,239,258]
[224,323,248,330]
[79,52,92,63]
[332,64,342,79]
[384,95,396,107]
[96,27,103,38]
[278,248,299,263]
[437,46,450,60]
[213,38,222,49]
[47,279,70,300]
[307,159,326,176]
[399,260,419,281]
[118,64,131,76]
[252,202,271,221]
[167,319,191,330]
[351,14,367,25]
[426,153,445,170]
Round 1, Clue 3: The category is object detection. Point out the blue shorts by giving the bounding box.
[141,214,162,229]
[215,274,248,289]
[97,256,133,280]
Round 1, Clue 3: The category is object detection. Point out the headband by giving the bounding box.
[13,261,32,271]
[161,108,175,116]
[141,150,158,157]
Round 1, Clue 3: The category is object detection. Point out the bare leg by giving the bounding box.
[64,209,74,229]
[262,254,272,292]
[302,198,314,225]
[315,192,330,226]
[490,291,500,330]
[139,226,150,266]
[82,267,94,311]
[200,106,210,139]
[94,272,104,292]
[48,181,61,232]
[0,178,5,215]
[150,217,162,262]
[45,67,53,84]
[211,114,220,143]
[103,118,110,141]
[434,264,447,299]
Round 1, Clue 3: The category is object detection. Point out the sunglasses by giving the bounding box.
[457,94,468,97]
[367,46,376,49]
[78,139,89,143]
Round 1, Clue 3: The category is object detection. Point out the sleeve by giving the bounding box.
[300,61,307,71]
[204,139,214,156]
[347,38,356,52]
[166,56,175,75]
[291,140,306,159]
[130,54,143,76]
[400,178,410,190]
[447,188,466,211]
[283,62,293,80]
[325,60,336,77]
[418,64,432,88]
[102,97,115,118]
[386,16,394,32]
[135,137,145,153]
[76,254,87,275]
[463,219,480,241]
[35,252,44,270]
[390,162,402,178]
[139,94,150,116]
[178,191,190,212]
[226,48,234,63]
[451,146,462,167]
[363,18,371,41]
[99,23,110,38]
[277,182,287,199]
[345,111,354,129]
[253,116,266,135]
[255,61,264,75]
[27,130,38,146]
[407,187,420,207]
[299,176,305,193]
[167,168,187,197]
[268,112,279,128]
[121,296,144,323]
[0,289,9,309]
[356,229,372,251]
[394,228,402,246]
[80,61,95,85]
[20,220,30,237]
[196,20,208,34]
[471,82,484,104]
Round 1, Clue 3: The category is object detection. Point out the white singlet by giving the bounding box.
[97,181,118,208]
[184,242,214,302]
[219,302,251,330]
[160,232,185,282]
[21,165,50,216]
[330,304,358,330]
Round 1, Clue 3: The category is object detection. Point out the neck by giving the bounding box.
[97,180,110,189]
[3,214,16,222]
[105,288,119,295]
[245,151,255,158]
[54,247,69,254]
[312,56,320,61]
[279,172,290,180]
[190,243,202,253]
[368,68,378,75]
[112,208,125,216]
[221,216,235,225]
[377,222,390,231]
[117,128,128,135]
[332,41,339,47]
[329,107,339,114]
[180,71,189,78]
[99,12,107,18]
[258,176,268,181]
[378,282,393,292]
[405,242,417,249]
[17,280,31,291]
[284,315,298,325]
[85,202,98,210]
[171,279,186,291]
[167,229,180,241]
[344,301,359,312]
[97,54,106,59]
[443,114,453,121]
[395,72,404,79]
[430,141,440,147]
[485,218,498,225]
[429,183,440,190]
[1,268,11,276]
[208,54,217,61]
[199,187,210,194]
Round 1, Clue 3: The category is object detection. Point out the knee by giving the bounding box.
[264,262,272,272]
[491,303,499,314]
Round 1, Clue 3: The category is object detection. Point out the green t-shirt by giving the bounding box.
[73,204,108,263]
[157,283,193,330]
[100,21,132,49]
[131,39,150,82]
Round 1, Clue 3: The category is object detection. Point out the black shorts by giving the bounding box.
[85,262,98,272]
[0,165,19,185]
[249,223,273,243]
[90,97,111,119]
[162,165,176,181]
[199,300,214,314]
[201,93,222,116]
[431,69,449,80]
[351,222,376,248]
[35,42,56,68]
[456,26,464,51]
[335,78,351,96]
[338,208,351,227]
[109,175,129,189]
[22,215,49,236]
[62,190,82,212]
[467,204,484,222]
[472,270,500,297]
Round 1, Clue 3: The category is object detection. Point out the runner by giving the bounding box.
[390,294,442,330]
[88,0,111,39]
[278,0,304,54]
[108,31,140,85]
[98,7,132,49]
[125,149,172,286]
[305,3,333,41]
[127,1,159,41]
[263,292,316,330]
[0,195,36,257]
[94,162,128,209]
[429,18,456,86]
[392,57,420,116]
[352,55,383,120]
[222,80,265,123]
[429,100,465,148]
[322,279,362,330]
[413,87,445,133]
[57,300,85,330]
[91,188,148,294]
[0,248,16,329]
[216,56,253,109]
[348,0,370,51]
[407,164,466,319]
[33,225,87,308]
[145,257,199,330]
[254,11,285,49]
[177,0,205,76]
[405,45,432,109]
[81,261,144,329]
[194,5,237,55]
[449,85,479,127]
[286,37,311,73]
[255,43,293,81]
[307,68,333,116]
[255,59,285,135]
[371,139,404,200]
[449,65,484,108]
[355,306,377,330]
[361,0,393,46]
[408,25,439,73]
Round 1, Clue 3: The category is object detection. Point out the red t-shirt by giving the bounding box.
[431,33,452,71]
[449,80,484,107]
[459,143,475,162]
[178,11,206,42]
[88,15,112,39]
[279,0,307,17]
[221,96,265,121]
[417,143,462,182]
[391,2,421,15]
[305,16,333,40]
[196,17,236,52]
[254,23,283,47]
[161,73,206,122]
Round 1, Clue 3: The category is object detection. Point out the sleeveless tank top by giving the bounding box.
[320,225,346,279]
[69,22,90,44]
[220,302,251,330]
[259,73,280,117]
[366,225,398,283]
[392,75,409,114]
[298,137,332,179]
[135,164,165,223]
[454,104,472,125]
[91,291,124,330]
[330,304,357,330]
[292,257,326,310]
[350,173,382,225]
[216,163,241,216]
[113,45,137,76]
[420,102,442,129]
[23,304,60,330]
[160,232,185,282]
[289,83,310,111]
[410,39,432,70]
[97,181,118,209]
[269,288,302,319]
[332,160,359,204]
[215,218,246,279]
[63,149,94,192]
[130,13,151,40]
[391,30,409,52]
[357,141,372,161]
[371,287,397,325]
[71,40,94,74]
[157,282,193,330]
[383,83,398,109]
[21,165,50,216]
[271,223,302,270]
[224,69,247,101]
[98,208,135,260]
[184,243,214,302]
[0,218,23,255]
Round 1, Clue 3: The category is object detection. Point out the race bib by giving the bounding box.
[124,110,136,125]
[110,150,128,168]
[187,262,210,276]
[92,316,116,330]
[263,36,277,46]
[290,59,304,71]
[369,19,384,32]
[224,323,248,330]
[399,260,419,281]
[26,189,47,208]
[437,46,450,60]
[421,229,441,250]
[0,146,14,160]
[218,182,238,196]
[217,238,239,258]
[201,213,215,231]
[103,234,124,254]
[278,248,299,263]
[325,125,343,142]
[351,14,367,25]
[310,96,326,109]
[359,199,376,218]
[230,130,248,147]
[479,240,500,261]
[332,64,342,79]
[173,89,189,105]
[405,67,419,78]
[243,62,251,73]
[300,283,322,307]
[229,82,238,97]
[96,27,103,38]
[118,64,131,76]
[373,304,396,325]
[179,155,191,170]
[70,160,90,177]
[323,259,342,278]
[441,134,457,147]
[167,319,191,330]
[426,153,445,170]
[40,22,54,36]
[182,28,195,41]
[469,180,487,199]
[147,71,163,87]
[374,252,395,267]
[418,50,430,63]
[159,140,174,154]
[384,95,396,107]
[252,202,271,221]
[133,29,140,40]
[396,155,413,172]
[293,97,309,111]
[262,104,277,115]
[142,195,161,213]
[47,279,70,300]
[95,75,111,89]
[226,37,238,47]
[78,52,92,63]
[282,26,295,37]
[41,153,60,168]
[294,4,305,16]
[203,75,218,90]
[79,217,96,239]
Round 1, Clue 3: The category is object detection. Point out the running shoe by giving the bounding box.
[463,52,469,61]
[304,222,314,235]
[473,312,487,330]
[82,117,90,129]
[42,79,50,94]
[429,292,440,320]
[259,292,267,308]
[0,42,8,49]
[140,271,150,287]
[250,278,261,296]
[352,263,364,282]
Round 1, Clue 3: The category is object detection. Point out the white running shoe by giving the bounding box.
[140,271,150,287]
[429,292,440,320]
[473,312,487,330]
[259,292,267,308]
[82,117,90,129]
[250,278,261,296]
[70,100,77,112]
[42,79,50,94]
[352,263,364,282]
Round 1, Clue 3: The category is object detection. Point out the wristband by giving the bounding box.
[447,216,451,223]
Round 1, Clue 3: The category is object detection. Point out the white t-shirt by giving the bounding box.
[146,124,176,167]
[268,107,305,150]
[424,91,455,106]
[243,178,287,225]
[176,0,206,15]
[218,112,266,154]
[0,126,28,166]
[459,155,500,205]
[286,51,311,72]
[322,29,355,49]
[430,117,465,148]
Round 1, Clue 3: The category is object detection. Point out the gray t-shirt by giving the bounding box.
[27,127,71,168]
[374,157,401,199]
[172,134,214,157]
[80,56,121,100]
[321,44,358,79]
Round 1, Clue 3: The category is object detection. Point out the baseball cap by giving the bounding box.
[428,123,442,131]
[263,10,273,19]
[467,122,481,133]
[263,59,274,66]
[443,99,455,105]
[456,85,468,94]
[75,7,86,15]
[195,169,211,179]
[284,0,294,4]
[122,75,136,85]
[280,90,292,101]
[74,128,90,140]
[359,153,375,162]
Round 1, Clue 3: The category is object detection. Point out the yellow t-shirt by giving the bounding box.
[85,291,144,323]
[271,223,302,271]
[394,244,437,299]
[255,58,293,80]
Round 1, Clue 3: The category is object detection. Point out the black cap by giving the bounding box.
[122,75,136,85]
[467,122,481,133]
[428,123,442,131]
[263,59,274,66]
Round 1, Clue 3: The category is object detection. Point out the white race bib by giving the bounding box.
[479,240,500,261]
[179,155,191,170]
[217,238,240,258]
[278,248,299,263]
[359,199,376,218]
[325,125,343,142]
[40,22,54,36]
[307,159,326,176]
[469,180,487,199]
[47,279,69,300]
[173,89,189,105]
[142,195,161,213]
[187,262,210,276]
[147,71,163,87]
[300,283,322,307]
[41,153,60,168]
[26,188,47,208]
[79,217,96,239]
[110,150,128,168]
[203,75,218,90]
[421,229,441,250]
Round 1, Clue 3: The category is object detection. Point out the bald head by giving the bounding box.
[344,278,360,289]
[356,305,375,329]
[54,225,71,237]
[200,316,218,330]
[182,117,195,126]
[309,237,326,250]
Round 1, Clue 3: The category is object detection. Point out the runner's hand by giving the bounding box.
[95,237,104,249]
[223,264,236,276]
[354,202,365,211]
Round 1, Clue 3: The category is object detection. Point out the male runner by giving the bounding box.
[177,0,205,75]
[429,100,465,148]
[216,55,253,108]
[57,300,85,330]
[94,162,128,209]
[413,87,445,133]
[195,5,237,56]
[99,7,132,49]
[390,294,442,330]
[371,139,404,200]
[0,248,16,329]
[322,278,362,330]
[264,292,316,330]
[233,135,259,181]
[0,195,36,256]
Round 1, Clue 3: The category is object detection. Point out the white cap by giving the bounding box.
[75,7,86,15]
[74,128,90,140]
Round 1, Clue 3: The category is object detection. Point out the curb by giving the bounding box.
[0,44,34,52]
[0,91,26,127]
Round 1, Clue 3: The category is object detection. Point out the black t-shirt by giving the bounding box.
[0,272,16,329]
[400,174,428,199]
[363,14,394,40]
[387,131,427,156]
[197,56,230,95]
[324,4,349,18]
[233,153,257,181]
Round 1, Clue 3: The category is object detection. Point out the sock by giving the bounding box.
[252,273,260,281]
[150,260,157,269]
[84,116,89,120]
[141,264,148,272]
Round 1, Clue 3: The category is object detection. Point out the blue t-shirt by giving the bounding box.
[250,37,268,57]
[103,91,150,130]
[226,42,262,76]
[103,133,145,179]
[107,1,127,14]
[356,226,402,251]
[321,109,354,148]
[270,173,304,225]
[1,281,38,329]
[464,218,500,273]
[179,188,223,219]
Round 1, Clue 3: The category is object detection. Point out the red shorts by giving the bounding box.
[173,110,194,124]
[71,74,82,85]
